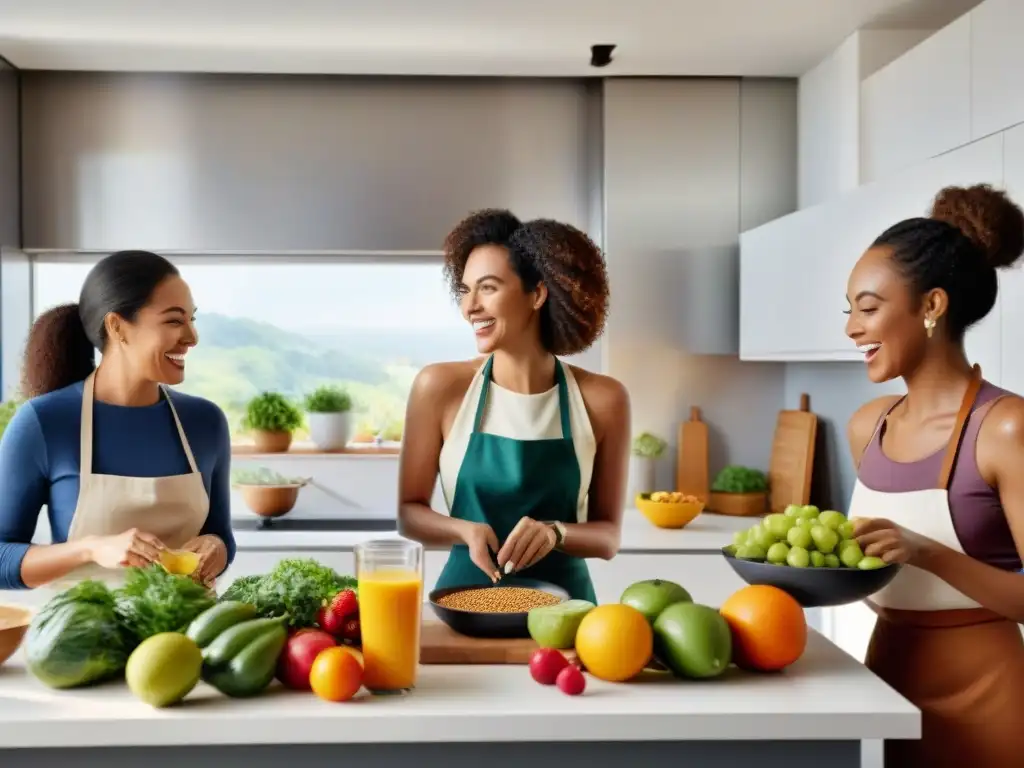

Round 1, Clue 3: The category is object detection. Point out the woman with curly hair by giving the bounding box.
[844,184,1024,764]
[0,251,234,593]
[398,209,630,602]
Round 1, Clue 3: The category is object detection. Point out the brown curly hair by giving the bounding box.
[442,209,609,356]
[872,183,1024,339]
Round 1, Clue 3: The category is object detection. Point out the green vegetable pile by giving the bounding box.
[711,465,769,494]
[114,565,217,642]
[220,558,356,628]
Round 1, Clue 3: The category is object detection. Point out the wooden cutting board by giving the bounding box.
[419,620,576,665]
[676,406,709,501]
[767,393,818,513]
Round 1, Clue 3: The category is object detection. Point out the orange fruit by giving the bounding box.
[309,646,364,702]
[719,585,807,672]
[574,603,653,682]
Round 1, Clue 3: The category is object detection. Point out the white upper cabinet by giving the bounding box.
[971,0,1024,142]
[741,135,1005,364]
[999,124,1024,396]
[860,15,971,184]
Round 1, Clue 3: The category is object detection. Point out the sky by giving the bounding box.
[33,259,469,332]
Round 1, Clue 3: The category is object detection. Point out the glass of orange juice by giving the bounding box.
[355,538,424,695]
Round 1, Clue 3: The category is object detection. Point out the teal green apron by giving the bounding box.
[435,355,597,603]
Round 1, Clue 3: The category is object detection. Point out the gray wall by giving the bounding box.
[0,59,18,247]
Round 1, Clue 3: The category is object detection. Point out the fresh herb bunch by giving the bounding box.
[631,432,667,459]
[231,466,306,486]
[242,392,304,433]
[114,564,217,643]
[711,465,769,494]
[220,558,357,629]
[303,385,353,413]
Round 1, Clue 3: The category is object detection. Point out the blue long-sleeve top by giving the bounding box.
[0,380,236,589]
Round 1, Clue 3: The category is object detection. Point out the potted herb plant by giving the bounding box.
[242,392,304,453]
[708,465,769,517]
[232,466,311,521]
[629,432,667,501]
[303,384,353,451]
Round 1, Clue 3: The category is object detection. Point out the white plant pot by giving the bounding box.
[628,455,658,502]
[307,411,351,451]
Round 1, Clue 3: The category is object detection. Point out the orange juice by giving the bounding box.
[358,568,423,692]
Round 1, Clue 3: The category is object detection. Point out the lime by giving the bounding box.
[620,580,691,625]
[787,546,811,568]
[817,510,846,531]
[839,542,864,568]
[652,602,732,679]
[809,550,826,568]
[736,544,767,561]
[528,599,597,647]
[857,556,887,571]
[787,526,812,549]
[763,514,796,540]
[766,542,790,564]
[810,525,839,554]
[823,553,840,568]
[126,632,203,708]
[783,504,803,518]
[837,520,855,540]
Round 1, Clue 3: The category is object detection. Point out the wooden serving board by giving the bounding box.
[767,393,818,513]
[676,405,709,501]
[419,620,576,665]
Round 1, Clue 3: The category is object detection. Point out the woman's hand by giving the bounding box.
[460,522,500,583]
[497,517,557,575]
[853,517,938,567]
[180,535,228,588]
[87,528,166,570]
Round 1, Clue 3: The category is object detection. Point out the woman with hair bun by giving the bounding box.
[398,210,630,602]
[0,251,234,592]
[844,184,1024,763]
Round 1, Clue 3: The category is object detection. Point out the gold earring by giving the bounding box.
[925,317,935,338]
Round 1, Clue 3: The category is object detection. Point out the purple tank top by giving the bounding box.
[857,380,1022,572]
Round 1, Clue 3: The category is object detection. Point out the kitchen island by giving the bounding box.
[0,629,918,768]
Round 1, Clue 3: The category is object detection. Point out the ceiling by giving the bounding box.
[0,0,982,77]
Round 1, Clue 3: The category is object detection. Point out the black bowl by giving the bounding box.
[428,578,569,638]
[721,548,903,608]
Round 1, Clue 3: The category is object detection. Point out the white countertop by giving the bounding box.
[0,629,918,748]
[231,510,752,554]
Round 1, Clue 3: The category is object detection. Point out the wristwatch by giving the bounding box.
[547,521,567,550]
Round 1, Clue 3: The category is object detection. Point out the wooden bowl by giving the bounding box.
[635,494,705,529]
[236,482,307,518]
[0,605,32,667]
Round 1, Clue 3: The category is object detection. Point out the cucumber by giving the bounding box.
[186,602,258,648]
[201,616,287,668]
[205,623,288,698]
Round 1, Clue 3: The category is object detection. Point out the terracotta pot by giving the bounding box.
[238,484,303,518]
[707,491,768,517]
[252,430,293,453]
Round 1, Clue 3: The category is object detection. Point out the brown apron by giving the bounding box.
[849,367,1024,766]
[43,370,210,593]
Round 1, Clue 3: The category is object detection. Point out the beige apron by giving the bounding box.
[46,371,210,592]
[850,366,1024,766]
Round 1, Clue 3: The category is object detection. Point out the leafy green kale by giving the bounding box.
[711,465,769,494]
[113,564,217,642]
[219,558,357,629]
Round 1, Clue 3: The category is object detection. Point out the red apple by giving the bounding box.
[529,648,569,685]
[277,628,337,690]
[556,664,586,695]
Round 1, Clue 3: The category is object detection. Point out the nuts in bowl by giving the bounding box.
[636,491,705,529]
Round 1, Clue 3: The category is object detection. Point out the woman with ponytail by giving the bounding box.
[0,250,234,592]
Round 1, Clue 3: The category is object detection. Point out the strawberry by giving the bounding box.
[317,603,346,636]
[318,589,359,637]
[330,589,359,618]
[341,615,361,644]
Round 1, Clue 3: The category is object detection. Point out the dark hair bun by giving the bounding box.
[930,183,1024,269]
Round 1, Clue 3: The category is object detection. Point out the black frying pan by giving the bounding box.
[428,578,569,639]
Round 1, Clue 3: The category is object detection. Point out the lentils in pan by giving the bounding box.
[436,586,562,613]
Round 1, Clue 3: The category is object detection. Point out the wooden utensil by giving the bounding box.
[767,393,818,513]
[676,406,709,501]
[419,620,576,665]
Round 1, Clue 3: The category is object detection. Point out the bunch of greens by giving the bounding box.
[631,432,667,459]
[23,580,132,689]
[242,392,304,433]
[303,385,353,413]
[220,558,357,629]
[113,564,216,642]
[711,465,769,494]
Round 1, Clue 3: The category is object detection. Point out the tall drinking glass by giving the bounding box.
[355,538,424,695]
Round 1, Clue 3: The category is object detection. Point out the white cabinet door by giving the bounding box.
[971,0,1024,141]
[860,15,972,184]
[1000,124,1024,395]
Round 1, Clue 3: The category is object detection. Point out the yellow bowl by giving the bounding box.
[636,494,705,529]
[159,550,201,576]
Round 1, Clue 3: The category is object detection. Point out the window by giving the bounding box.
[31,257,475,446]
